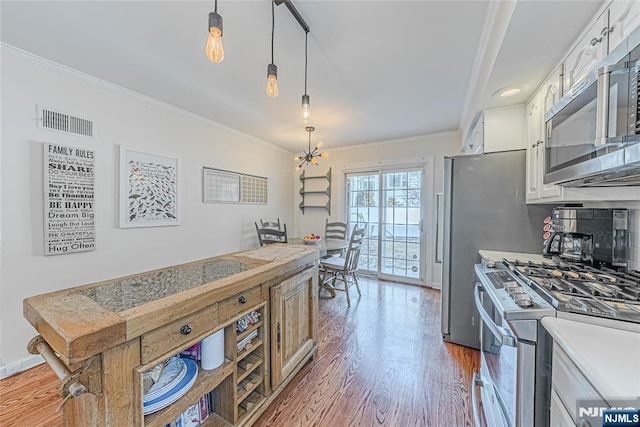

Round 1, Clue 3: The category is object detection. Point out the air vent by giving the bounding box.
[37,106,95,138]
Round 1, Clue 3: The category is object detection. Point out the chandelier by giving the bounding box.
[296,127,328,171]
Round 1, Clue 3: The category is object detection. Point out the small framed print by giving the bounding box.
[119,146,178,228]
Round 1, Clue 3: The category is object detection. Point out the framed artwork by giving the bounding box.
[202,167,268,204]
[119,146,178,228]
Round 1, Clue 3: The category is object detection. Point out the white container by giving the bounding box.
[200,329,224,370]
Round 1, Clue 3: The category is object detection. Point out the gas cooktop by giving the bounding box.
[503,259,640,323]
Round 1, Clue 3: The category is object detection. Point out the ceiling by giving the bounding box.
[1,1,604,152]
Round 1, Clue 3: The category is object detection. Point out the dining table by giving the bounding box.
[288,237,349,297]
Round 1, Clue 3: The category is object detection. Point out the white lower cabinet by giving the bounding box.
[550,389,576,427]
[551,344,608,427]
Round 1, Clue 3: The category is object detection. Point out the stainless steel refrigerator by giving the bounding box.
[440,150,550,349]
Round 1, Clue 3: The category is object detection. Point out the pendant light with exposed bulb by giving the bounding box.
[301,31,311,123]
[205,0,224,63]
[295,126,329,171]
[266,0,279,98]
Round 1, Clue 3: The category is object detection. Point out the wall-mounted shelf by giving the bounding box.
[298,167,331,214]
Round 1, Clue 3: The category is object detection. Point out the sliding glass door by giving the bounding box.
[346,167,424,284]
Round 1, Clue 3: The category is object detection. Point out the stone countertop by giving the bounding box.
[23,244,319,365]
[541,317,640,399]
[478,250,548,264]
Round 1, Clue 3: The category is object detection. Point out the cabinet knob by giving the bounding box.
[238,295,247,304]
[180,325,192,335]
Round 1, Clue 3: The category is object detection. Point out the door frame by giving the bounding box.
[340,157,435,286]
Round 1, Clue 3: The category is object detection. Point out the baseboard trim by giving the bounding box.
[0,354,44,379]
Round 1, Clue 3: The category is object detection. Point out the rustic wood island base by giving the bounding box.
[23,245,320,427]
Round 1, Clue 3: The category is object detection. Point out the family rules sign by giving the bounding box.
[44,143,95,255]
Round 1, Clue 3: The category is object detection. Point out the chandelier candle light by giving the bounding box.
[266,0,279,97]
[205,0,224,63]
[296,126,328,171]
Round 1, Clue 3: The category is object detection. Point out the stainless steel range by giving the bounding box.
[507,259,640,328]
[472,258,640,427]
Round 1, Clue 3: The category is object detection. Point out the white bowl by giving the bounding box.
[302,237,322,245]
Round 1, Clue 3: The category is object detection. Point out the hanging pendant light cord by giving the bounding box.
[214,0,217,13]
[271,0,275,64]
[308,129,311,153]
[304,31,308,95]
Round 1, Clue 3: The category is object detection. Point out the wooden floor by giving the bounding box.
[0,277,479,427]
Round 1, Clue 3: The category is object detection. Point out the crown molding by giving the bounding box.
[0,43,290,154]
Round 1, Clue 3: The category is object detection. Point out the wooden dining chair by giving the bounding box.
[324,219,348,257]
[255,222,288,246]
[260,218,281,230]
[319,224,367,306]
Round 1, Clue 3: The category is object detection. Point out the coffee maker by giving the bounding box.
[543,208,628,268]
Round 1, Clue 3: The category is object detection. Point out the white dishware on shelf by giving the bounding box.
[143,358,198,415]
[143,356,187,403]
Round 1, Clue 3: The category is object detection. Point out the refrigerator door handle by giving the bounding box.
[435,193,443,263]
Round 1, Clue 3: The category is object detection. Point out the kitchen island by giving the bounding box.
[23,244,320,427]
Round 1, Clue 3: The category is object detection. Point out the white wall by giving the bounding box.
[0,48,294,375]
[292,132,461,288]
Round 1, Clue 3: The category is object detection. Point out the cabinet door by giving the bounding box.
[550,389,576,427]
[541,66,563,116]
[538,71,564,200]
[608,0,640,52]
[563,13,609,95]
[270,266,318,388]
[462,115,484,154]
[526,93,542,201]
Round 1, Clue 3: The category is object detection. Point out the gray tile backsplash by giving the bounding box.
[628,206,640,271]
[584,201,640,271]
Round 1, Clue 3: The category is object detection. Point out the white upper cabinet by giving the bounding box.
[461,116,484,154]
[461,105,526,154]
[526,92,542,201]
[563,12,609,95]
[607,0,640,51]
[526,81,563,204]
[541,66,563,117]
[538,69,564,200]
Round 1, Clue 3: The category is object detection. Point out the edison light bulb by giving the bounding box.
[302,94,311,123]
[315,140,323,149]
[320,152,329,158]
[303,104,311,122]
[266,74,279,98]
[205,28,224,63]
[266,63,279,97]
[311,157,318,164]
[296,165,301,171]
[206,12,224,63]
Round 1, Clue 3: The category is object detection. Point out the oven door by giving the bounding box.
[474,284,517,427]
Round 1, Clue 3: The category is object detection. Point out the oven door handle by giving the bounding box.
[474,284,517,348]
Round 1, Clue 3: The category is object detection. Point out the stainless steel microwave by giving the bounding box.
[544,27,640,187]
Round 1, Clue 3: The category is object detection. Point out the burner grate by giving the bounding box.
[502,259,640,322]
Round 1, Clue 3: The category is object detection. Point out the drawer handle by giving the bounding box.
[180,325,192,335]
[238,295,247,304]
